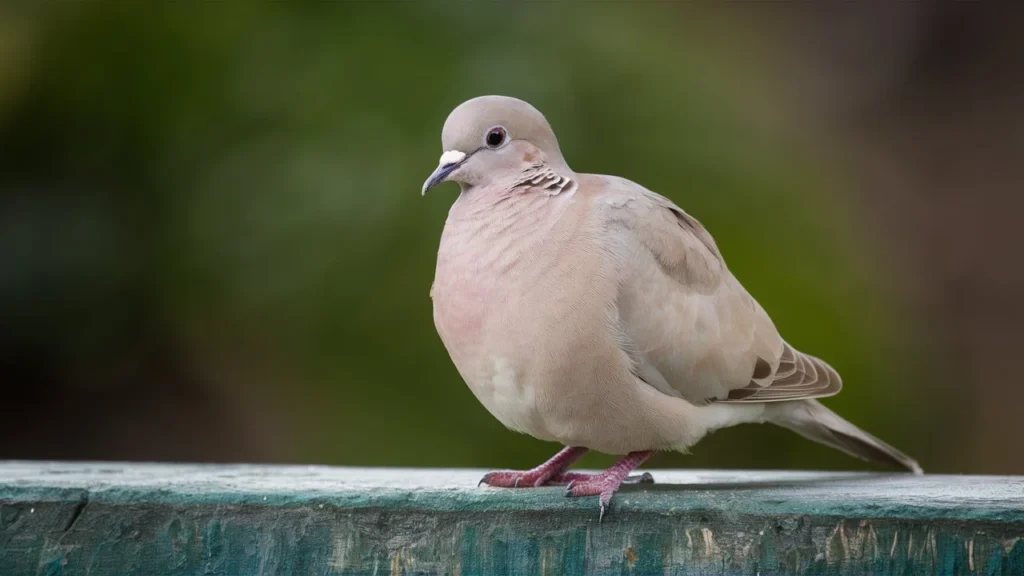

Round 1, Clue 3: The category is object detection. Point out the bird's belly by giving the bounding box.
[434,270,557,436]
[465,356,548,436]
[434,292,552,438]
[435,284,700,451]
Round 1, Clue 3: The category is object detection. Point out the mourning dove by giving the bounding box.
[423,95,921,517]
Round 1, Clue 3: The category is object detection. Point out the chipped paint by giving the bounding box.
[1004,536,1021,554]
[700,527,715,557]
[968,538,974,571]
[329,532,354,571]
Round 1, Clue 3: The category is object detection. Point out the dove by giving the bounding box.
[423,95,921,517]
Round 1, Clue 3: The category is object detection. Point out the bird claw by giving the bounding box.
[478,470,550,489]
[632,472,655,485]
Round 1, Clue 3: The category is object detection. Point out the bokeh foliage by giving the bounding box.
[0,3,928,472]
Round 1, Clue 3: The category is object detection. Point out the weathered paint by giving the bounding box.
[0,463,1022,575]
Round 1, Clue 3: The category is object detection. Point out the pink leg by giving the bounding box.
[478,446,588,488]
[564,450,654,519]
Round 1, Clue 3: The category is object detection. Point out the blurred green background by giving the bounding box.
[2,3,1021,474]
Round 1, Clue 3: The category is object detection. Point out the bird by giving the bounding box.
[422,95,921,518]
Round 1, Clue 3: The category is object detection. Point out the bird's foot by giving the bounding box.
[478,446,588,488]
[563,474,625,520]
[562,450,653,520]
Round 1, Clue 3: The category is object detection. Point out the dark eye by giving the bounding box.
[486,127,506,148]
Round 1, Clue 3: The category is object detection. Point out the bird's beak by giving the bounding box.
[422,150,467,195]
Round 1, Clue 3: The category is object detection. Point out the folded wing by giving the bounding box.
[595,177,842,405]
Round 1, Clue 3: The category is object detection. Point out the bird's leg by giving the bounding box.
[564,450,654,519]
[478,446,588,488]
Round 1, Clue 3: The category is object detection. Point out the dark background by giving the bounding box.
[1,3,1021,474]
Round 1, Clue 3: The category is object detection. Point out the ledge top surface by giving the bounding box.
[0,461,1020,522]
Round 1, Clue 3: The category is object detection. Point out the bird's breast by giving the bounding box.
[431,192,566,358]
[429,191,584,437]
[433,224,543,371]
[431,234,544,434]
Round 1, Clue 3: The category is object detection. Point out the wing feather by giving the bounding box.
[722,343,842,403]
[595,176,842,406]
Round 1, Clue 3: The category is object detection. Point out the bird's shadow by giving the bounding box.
[618,472,903,495]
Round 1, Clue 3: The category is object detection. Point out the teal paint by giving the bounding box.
[461,525,480,575]
[0,463,1022,575]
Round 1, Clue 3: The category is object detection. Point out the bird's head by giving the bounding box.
[421,95,570,195]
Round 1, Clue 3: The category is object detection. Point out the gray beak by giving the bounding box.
[421,150,468,195]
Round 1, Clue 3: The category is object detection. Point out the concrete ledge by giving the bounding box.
[0,462,1022,575]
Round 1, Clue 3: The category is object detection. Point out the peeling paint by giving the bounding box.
[968,538,974,571]
[329,532,354,571]
[700,527,715,557]
[1004,536,1021,554]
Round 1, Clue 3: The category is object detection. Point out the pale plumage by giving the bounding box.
[423,95,921,517]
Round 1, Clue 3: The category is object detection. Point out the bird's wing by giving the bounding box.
[592,175,841,405]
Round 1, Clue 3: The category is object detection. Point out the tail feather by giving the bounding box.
[767,399,922,475]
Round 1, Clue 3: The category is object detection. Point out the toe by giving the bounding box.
[599,492,614,520]
[479,471,524,488]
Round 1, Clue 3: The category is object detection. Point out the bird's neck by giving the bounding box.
[460,160,576,199]
[439,170,577,275]
[431,171,586,356]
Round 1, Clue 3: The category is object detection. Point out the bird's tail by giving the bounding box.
[766,399,922,475]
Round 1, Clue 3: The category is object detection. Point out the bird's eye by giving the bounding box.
[485,127,506,148]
